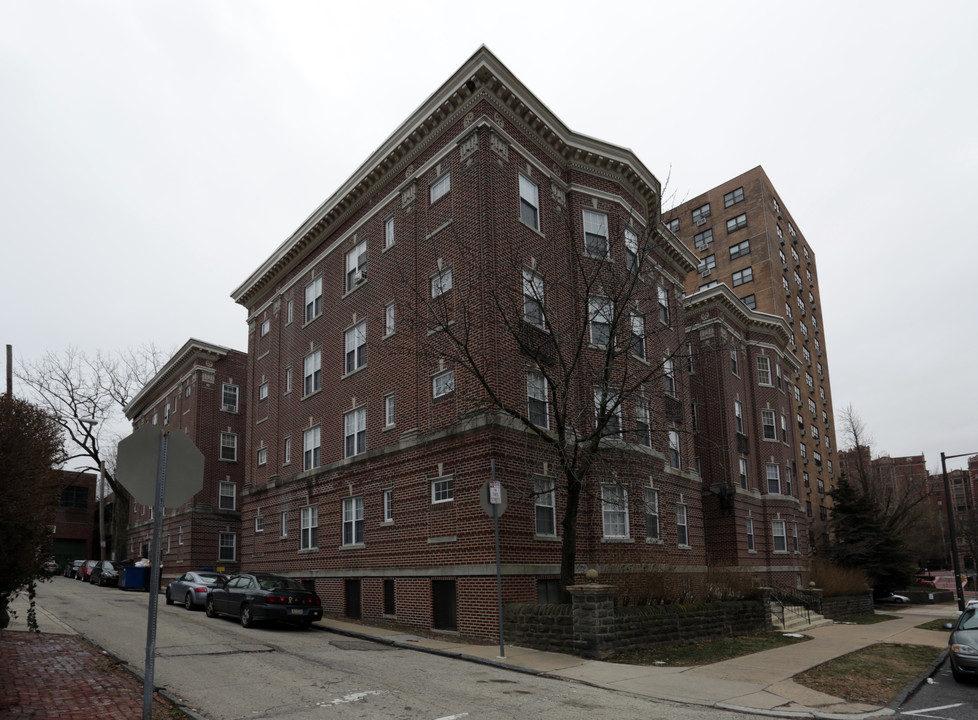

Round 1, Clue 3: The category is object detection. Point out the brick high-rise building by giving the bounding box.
[664,167,838,539]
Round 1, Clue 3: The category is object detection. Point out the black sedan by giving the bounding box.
[166,571,228,610]
[947,606,978,682]
[90,560,120,587]
[205,573,322,628]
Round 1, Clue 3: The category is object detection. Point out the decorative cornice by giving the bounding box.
[683,285,797,359]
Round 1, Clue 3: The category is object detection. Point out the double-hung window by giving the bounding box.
[663,357,676,397]
[342,496,364,546]
[726,213,747,232]
[644,488,659,540]
[383,489,393,522]
[773,519,787,552]
[523,268,545,326]
[304,351,322,395]
[734,400,744,433]
[625,228,639,272]
[344,407,366,458]
[220,432,237,461]
[724,187,744,207]
[432,368,454,398]
[694,228,713,250]
[739,457,749,489]
[594,387,622,439]
[692,203,710,224]
[527,371,549,428]
[258,382,268,401]
[601,485,629,538]
[676,503,689,546]
[534,477,556,536]
[588,296,613,347]
[219,533,236,561]
[657,285,670,324]
[729,239,750,259]
[300,505,318,550]
[431,267,453,297]
[519,174,540,230]
[635,397,651,447]
[668,429,681,469]
[385,302,395,336]
[732,268,753,286]
[583,209,609,259]
[222,384,238,412]
[385,393,395,427]
[630,314,646,359]
[746,517,755,551]
[766,463,781,494]
[384,216,395,249]
[257,447,267,466]
[346,241,367,292]
[432,475,454,503]
[430,172,451,203]
[757,356,772,386]
[698,254,716,275]
[305,277,323,322]
[219,481,236,510]
[762,409,777,440]
[345,321,367,373]
[303,426,320,471]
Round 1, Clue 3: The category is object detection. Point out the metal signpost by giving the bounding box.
[116,425,204,720]
[480,460,507,659]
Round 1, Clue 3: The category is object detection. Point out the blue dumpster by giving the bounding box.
[121,566,148,591]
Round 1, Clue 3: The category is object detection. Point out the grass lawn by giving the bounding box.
[918,617,958,632]
[832,613,898,625]
[610,631,810,666]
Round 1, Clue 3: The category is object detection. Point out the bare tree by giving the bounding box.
[16,345,169,561]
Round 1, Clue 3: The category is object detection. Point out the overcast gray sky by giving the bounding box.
[3,1,975,472]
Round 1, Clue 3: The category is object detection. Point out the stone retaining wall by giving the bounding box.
[820,592,874,619]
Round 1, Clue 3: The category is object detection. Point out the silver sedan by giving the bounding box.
[165,571,228,610]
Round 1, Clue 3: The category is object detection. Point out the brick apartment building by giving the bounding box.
[223,47,812,638]
[124,339,247,574]
[51,470,97,565]
[663,167,839,541]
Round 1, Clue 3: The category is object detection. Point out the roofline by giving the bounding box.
[683,283,797,353]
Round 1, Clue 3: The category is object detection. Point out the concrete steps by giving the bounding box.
[770,603,834,632]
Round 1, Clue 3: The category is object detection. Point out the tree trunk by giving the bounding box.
[559,472,583,602]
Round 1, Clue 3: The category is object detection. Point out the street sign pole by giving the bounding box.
[142,429,169,720]
[491,459,505,659]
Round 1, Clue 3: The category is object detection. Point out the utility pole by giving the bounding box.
[5,344,11,396]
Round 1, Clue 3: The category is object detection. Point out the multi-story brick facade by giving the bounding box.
[124,339,247,575]
[225,48,812,639]
[51,470,97,565]
[663,167,838,542]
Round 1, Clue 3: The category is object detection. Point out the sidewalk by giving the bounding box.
[0,590,956,720]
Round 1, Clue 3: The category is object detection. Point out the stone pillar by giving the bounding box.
[567,584,616,659]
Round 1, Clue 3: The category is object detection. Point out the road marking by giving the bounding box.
[318,690,382,706]
[434,714,469,720]
[903,703,964,718]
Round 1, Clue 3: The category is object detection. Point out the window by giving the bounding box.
[762,410,777,440]
[644,488,659,540]
[303,426,321,471]
[726,213,747,233]
[731,348,739,375]
[588,296,614,347]
[163,402,170,424]
[792,521,799,552]
[523,268,545,326]
[257,447,267,466]
[594,387,622,438]
[527,371,549,428]
[773,519,787,552]
[806,372,815,391]
[283,436,291,465]
[676,503,689,546]
[814,451,822,466]
[304,351,322,395]
[432,368,455,398]
[777,224,784,239]
[583,209,609,259]
[741,294,756,310]
[219,532,236,562]
[260,318,270,336]
[692,203,711,224]
[342,496,364,546]
[383,489,393,522]
[693,228,713,250]
[220,432,237,461]
[345,321,367,373]
[781,414,788,442]
[344,407,366,458]
[346,241,367,292]
[766,463,781,494]
[666,218,679,233]
[258,382,268,400]
[757,356,772,386]
[222,384,238,412]
[664,357,676,397]
[430,172,451,203]
[384,216,395,249]
[734,400,744,433]
[285,367,292,394]
[300,505,318,550]
[699,280,720,291]
[286,299,294,324]
[385,393,395,427]
[432,476,454,503]
[635,397,651,447]
[698,254,716,274]
[630,314,646,359]
[281,510,288,537]
[739,457,748,489]
[729,239,750,259]
[732,268,753,286]
[305,277,323,322]
[219,481,236,510]
[255,511,264,532]
[746,517,755,551]
[601,485,629,538]
[657,285,670,324]
[519,174,540,230]
[625,228,639,272]
[431,267,453,297]
[669,429,681,469]
[534,477,556,536]
[785,466,793,496]
[385,302,395,336]
[723,187,744,207]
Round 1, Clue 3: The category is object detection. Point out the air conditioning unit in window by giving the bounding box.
[695,218,707,226]
[700,269,712,277]
[355,270,367,284]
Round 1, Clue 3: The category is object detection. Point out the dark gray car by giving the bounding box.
[205,573,322,628]
[947,607,978,682]
[166,571,228,610]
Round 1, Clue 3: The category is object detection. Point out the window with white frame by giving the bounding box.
[385,393,395,427]
[734,400,744,433]
[664,357,676,397]
[601,485,629,538]
[732,268,753,286]
[657,284,670,324]
[762,409,777,440]
[534,476,556,536]
[431,267,453,297]
[257,447,267,466]
[644,487,659,540]
[676,503,689,545]
[260,318,270,336]
[757,355,772,386]
[739,457,748,489]
[731,348,739,375]
[772,519,787,552]
[383,488,393,522]
[781,414,788,442]
[630,314,646,359]
[219,532,236,561]
[346,241,367,292]
[345,321,367,373]
[588,296,613,347]
[430,172,451,203]
[766,463,781,494]
[746,517,755,551]
[385,302,395,336]
[283,436,291,465]
[432,368,454,398]
[726,213,747,232]
[527,371,549,428]
[635,397,651,447]
[220,432,237,461]
[342,496,364,546]
[431,475,454,503]
[285,367,292,394]
[344,407,366,458]
[305,277,323,322]
[594,387,622,438]
[303,425,320,471]
[785,466,793,496]
[300,505,318,550]
[792,520,799,552]
[304,350,322,396]
[519,174,540,230]
[287,299,294,324]
[583,209,609,259]
[255,510,264,532]
[281,510,288,537]
[163,402,170,425]
[668,429,681,469]
[625,228,639,272]
[523,268,545,326]
[384,216,395,249]
[258,382,268,400]
[219,481,236,510]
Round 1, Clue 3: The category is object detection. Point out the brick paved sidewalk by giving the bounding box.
[0,631,176,719]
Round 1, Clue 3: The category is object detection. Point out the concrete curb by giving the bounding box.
[888,649,948,710]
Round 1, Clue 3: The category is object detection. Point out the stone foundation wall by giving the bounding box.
[820,592,874,619]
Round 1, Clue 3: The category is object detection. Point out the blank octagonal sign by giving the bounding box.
[116,425,204,508]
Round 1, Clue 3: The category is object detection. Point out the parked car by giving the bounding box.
[965,598,978,610]
[878,592,910,604]
[166,571,228,610]
[916,575,937,587]
[946,606,978,682]
[65,560,84,579]
[205,573,322,628]
[43,558,59,574]
[78,560,98,582]
[90,561,120,587]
